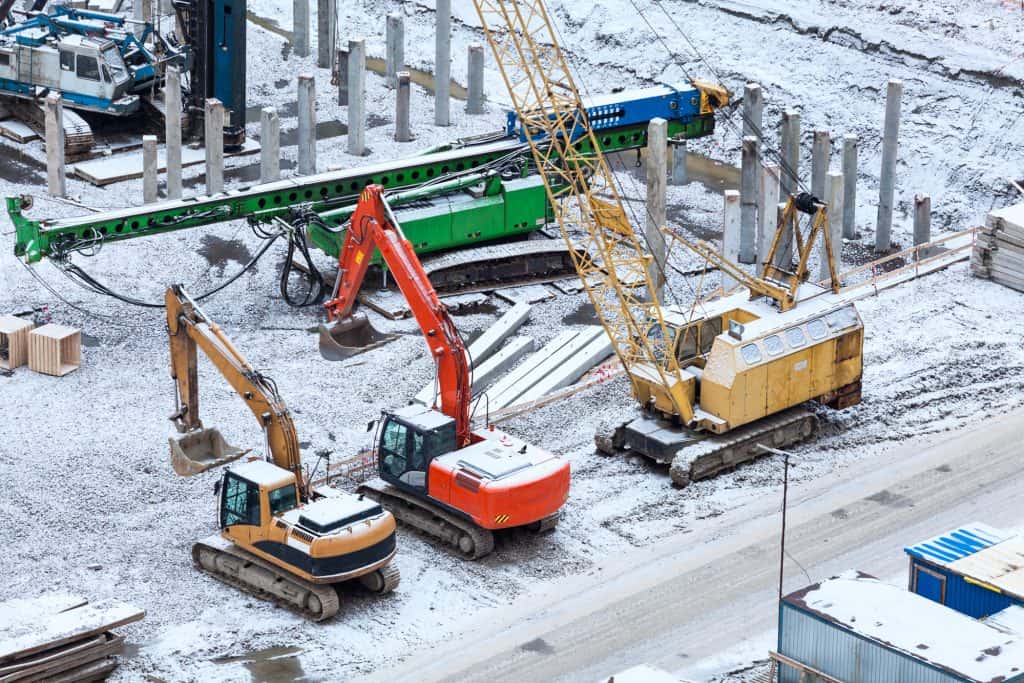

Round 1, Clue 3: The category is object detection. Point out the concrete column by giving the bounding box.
[434,0,451,127]
[740,135,758,264]
[811,130,830,199]
[44,94,65,198]
[645,118,668,302]
[467,44,485,115]
[336,48,348,106]
[260,107,280,183]
[759,164,781,266]
[347,38,366,156]
[395,71,412,142]
[164,65,182,200]
[914,194,931,247]
[297,73,316,175]
[776,202,790,269]
[776,111,799,268]
[386,13,404,88]
[743,83,764,140]
[820,171,843,281]
[722,190,742,290]
[841,134,857,239]
[875,78,903,253]
[142,134,158,203]
[293,0,310,58]
[779,109,800,202]
[204,98,224,194]
[317,0,337,69]
[669,142,687,185]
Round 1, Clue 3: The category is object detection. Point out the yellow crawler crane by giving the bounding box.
[471,1,863,486]
[166,285,400,620]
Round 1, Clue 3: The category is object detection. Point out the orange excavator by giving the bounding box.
[320,186,570,559]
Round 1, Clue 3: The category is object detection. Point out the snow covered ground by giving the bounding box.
[1,0,1023,681]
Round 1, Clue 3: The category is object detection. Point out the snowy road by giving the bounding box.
[377,406,1024,683]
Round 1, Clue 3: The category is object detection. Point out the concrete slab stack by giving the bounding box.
[971,203,1024,291]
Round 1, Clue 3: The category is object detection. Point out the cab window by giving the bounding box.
[700,318,722,354]
[380,419,409,479]
[59,51,74,71]
[221,473,260,527]
[807,318,828,340]
[268,484,298,515]
[786,327,806,347]
[740,343,762,365]
[76,55,100,81]
[675,325,698,362]
[763,335,785,356]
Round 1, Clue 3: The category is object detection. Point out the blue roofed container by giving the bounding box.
[777,571,1024,683]
[906,522,1024,618]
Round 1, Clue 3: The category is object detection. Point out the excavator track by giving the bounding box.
[357,478,495,560]
[358,562,402,594]
[192,534,341,621]
[668,408,819,487]
[7,97,94,155]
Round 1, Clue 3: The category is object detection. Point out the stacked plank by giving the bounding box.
[0,594,144,682]
[972,203,1024,291]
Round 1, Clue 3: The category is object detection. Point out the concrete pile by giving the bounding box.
[971,203,1024,291]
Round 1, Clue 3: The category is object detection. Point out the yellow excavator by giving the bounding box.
[166,285,400,621]
[472,0,863,487]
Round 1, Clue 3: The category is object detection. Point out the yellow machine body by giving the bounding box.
[634,283,864,435]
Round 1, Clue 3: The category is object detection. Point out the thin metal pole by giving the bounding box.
[779,452,789,606]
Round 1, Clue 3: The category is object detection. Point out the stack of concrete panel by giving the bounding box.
[482,326,613,411]
[972,203,1024,291]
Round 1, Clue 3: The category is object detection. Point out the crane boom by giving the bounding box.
[323,187,472,446]
[166,285,305,496]
[472,0,701,423]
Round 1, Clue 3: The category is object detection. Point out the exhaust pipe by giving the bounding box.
[317,312,397,361]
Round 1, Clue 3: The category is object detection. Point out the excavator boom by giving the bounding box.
[323,187,472,446]
[165,285,304,493]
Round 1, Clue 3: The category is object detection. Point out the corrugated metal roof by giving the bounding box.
[783,571,1024,683]
[905,522,1010,566]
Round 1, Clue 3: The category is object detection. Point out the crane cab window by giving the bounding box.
[763,335,785,356]
[700,318,723,354]
[59,51,74,71]
[785,327,806,347]
[740,343,762,365]
[380,418,428,489]
[676,326,698,362]
[268,483,298,515]
[76,54,100,81]
[0,52,10,67]
[221,473,260,527]
[807,318,828,340]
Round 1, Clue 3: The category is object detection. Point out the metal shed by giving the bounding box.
[906,522,1024,618]
[778,571,1024,683]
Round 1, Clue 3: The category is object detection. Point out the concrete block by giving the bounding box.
[514,330,613,404]
[480,329,579,410]
[0,316,33,369]
[28,324,80,377]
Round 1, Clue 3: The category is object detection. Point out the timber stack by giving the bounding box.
[0,594,144,682]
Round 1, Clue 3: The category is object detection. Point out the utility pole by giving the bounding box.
[760,444,794,605]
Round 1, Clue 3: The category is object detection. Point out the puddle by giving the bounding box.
[562,301,600,326]
[0,140,45,184]
[213,645,310,682]
[280,120,348,147]
[197,235,253,275]
[81,332,102,348]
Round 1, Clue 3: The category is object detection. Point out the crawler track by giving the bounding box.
[192,535,341,621]
[357,479,496,559]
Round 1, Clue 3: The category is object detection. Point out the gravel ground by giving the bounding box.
[1,1,1022,681]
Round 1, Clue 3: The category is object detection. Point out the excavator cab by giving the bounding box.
[375,406,458,493]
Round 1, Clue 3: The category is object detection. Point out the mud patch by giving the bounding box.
[197,236,254,276]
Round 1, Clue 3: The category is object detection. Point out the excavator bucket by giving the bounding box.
[169,428,248,476]
[317,312,397,361]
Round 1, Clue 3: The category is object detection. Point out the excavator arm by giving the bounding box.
[323,187,473,447]
[166,285,306,495]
